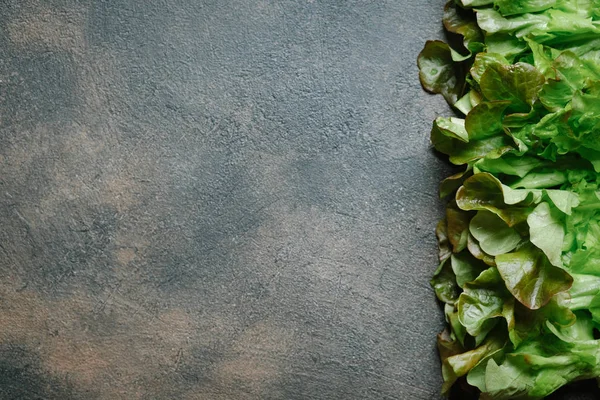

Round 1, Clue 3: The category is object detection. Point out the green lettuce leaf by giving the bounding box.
[479,63,545,114]
[527,201,565,266]
[418,41,466,105]
[470,211,521,256]
[419,0,600,396]
[496,244,573,309]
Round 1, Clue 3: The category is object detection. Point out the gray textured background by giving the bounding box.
[0,0,597,399]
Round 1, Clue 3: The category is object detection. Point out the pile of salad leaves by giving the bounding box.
[418,1,600,398]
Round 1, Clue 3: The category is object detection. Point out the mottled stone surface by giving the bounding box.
[0,1,597,399]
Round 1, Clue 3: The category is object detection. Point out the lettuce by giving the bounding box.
[419,1,600,397]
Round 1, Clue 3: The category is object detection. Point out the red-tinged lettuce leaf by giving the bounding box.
[456,173,536,226]
[443,1,483,51]
[467,233,496,266]
[438,328,465,363]
[447,200,472,253]
[440,167,473,198]
[432,259,460,304]
[418,40,466,105]
[502,106,543,129]
[436,218,452,262]
[479,63,546,114]
[496,244,573,309]
[442,330,506,395]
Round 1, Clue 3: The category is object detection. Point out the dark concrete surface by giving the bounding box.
[0,1,597,399]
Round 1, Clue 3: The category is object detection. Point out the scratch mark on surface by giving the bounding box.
[13,208,32,231]
[174,347,183,371]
